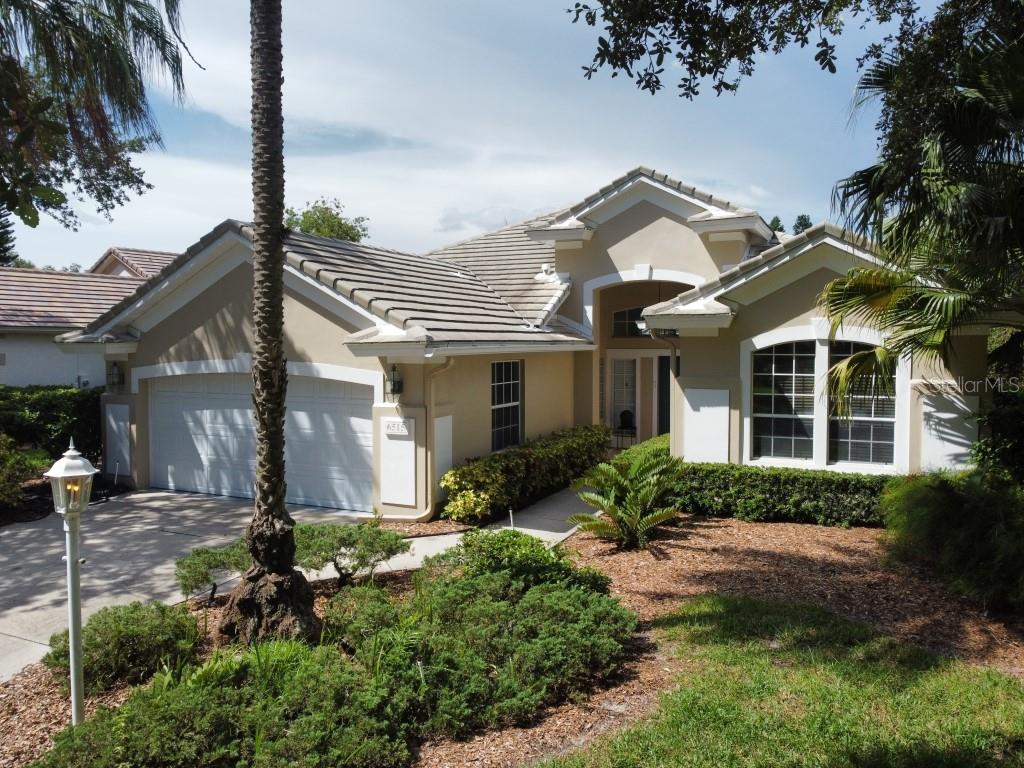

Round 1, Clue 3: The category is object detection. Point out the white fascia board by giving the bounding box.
[565,176,730,226]
[525,226,594,242]
[87,231,247,338]
[346,341,595,358]
[688,214,773,241]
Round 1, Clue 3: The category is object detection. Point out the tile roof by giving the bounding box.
[565,166,744,219]
[284,229,586,346]
[643,222,874,318]
[0,268,143,330]
[428,211,567,326]
[90,247,179,278]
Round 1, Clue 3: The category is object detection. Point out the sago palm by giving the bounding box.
[569,452,679,549]
[218,0,319,643]
[823,14,1024,398]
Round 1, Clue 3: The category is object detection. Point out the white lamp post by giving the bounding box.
[44,440,98,726]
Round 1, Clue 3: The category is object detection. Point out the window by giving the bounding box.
[612,307,645,337]
[828,341,896,464]
[491,360,522,451]
[751,341,816,459]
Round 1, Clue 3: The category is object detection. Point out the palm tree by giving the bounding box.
[821,16,1024,398]
[0,0,190,228]
[218,0,319,644]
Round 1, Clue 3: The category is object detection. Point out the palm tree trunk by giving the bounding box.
[219,0,319,644]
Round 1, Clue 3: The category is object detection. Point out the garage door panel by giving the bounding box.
[150,374,373,512]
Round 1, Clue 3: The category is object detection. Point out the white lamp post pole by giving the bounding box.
[62,509,84,724]
[44,440,97,727]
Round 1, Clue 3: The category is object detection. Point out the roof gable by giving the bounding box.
[89,247,179,279]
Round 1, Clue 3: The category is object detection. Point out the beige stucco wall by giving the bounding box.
[554,200,745,325]
[662,251,989,471]
[430,351,576,468]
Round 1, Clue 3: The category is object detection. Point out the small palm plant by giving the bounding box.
[568,452,679,549]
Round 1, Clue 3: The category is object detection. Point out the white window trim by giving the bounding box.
[738,320,910,474]
[490,359,523,451]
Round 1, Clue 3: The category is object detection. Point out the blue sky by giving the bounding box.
[15,1,893,269]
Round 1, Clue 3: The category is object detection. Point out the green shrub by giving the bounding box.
[36,534,635,767]
[42,602,199,694]
[613,436,891,527]
[570,452,679,549]
[174,538,251,599]
[440,424,610,522]
[972,399,1024,481]
[882,469,1024,612]
[0,385,103,462]
[439,528,611,593]
[356,569,636,739]
[175,522,410,598]
[295,520,410,585]
[35,641,411,768]
[0,432,33,507]
[321,584,402,649]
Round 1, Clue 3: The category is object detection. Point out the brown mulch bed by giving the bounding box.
[5,517,1024,768]
[565,515,1024,677]
[0,480,52,528]
[378,518,472,538]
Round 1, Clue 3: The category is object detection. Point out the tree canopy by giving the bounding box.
[0,0,191,234]
[284,197,368,242]
[768,215,784,233]
[792,214,813,234]
[820,4,1024,398]
[569,0,919,98]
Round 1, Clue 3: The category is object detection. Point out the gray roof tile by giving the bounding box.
[0,268,143,329]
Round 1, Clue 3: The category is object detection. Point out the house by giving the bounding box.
[60,168,985,520]
[0,248,178,388]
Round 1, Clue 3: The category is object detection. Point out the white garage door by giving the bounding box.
[150,374,373,512]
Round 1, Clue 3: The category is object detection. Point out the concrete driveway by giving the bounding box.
[0,487,587,682]
[0,491,366,681]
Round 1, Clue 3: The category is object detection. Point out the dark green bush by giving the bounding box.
[295,520,410,585]
[614,435,891,527]
[0,385,103,462]
[37,532,635,767]
[34,641,411,768]
[972,399,1024,482]
[882,469,1024,612]
[0,432,33,507]
[440,424,611,522]
[42,601,199,694]
[330,569,636,740]
[438,528,611,593]
[175,521,410,598]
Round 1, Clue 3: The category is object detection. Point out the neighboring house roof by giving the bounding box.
[89,247,179,279]
[0,268,143,330]
[429,211,566,326]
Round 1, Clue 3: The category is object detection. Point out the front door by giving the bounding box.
[657,355,671,435]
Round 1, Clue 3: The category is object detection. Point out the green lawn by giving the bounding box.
[545,596,1024,768]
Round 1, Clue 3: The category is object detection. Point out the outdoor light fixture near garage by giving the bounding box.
[44,440,98,726]
[388,363,404,398]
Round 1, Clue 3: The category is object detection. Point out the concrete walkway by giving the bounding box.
[0,488,588,681]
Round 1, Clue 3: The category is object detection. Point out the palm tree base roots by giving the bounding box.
[218,565,321,644]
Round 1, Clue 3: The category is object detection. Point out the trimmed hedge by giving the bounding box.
[440,425,610,522]
[0,385,103,462]
[615,435,891,527]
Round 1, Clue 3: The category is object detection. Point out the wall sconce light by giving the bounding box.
[107,361,125,388]
[388,364,404,397]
